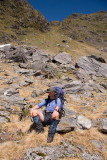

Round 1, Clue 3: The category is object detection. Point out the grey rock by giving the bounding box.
[31,90,37,98]
[23,140,78,160]
[19,81,30,87]
[77,115,92,129]
[91,140,103,150]
[91,154,104,160]
[0,111,10,117]
[10,84,21,89]
[63,80,84,94]
[64,108,77,116]
[49,79,106,95]
[76,56,107,78]
[76,144,86,152]
[0,89,5,96]
[18,69,30,74]
[56,108,77,133]
[103,110,107,116]
[33,50,49,62]
[76,68,91,81]
[32,70,43,77]
[19,63,29,69]
[53,52,72,64]
[1,94,25,106]
[35,89,44,96]
[6,78,13,84]
[0,76,5,80]
[30,62,46,71]
[30,62,56,78]
[4,88,19,96]
[4,46,28,63]
[25,78,33,84]
[100,81,107,89]
[56,117,76,133]
[82,152,103,160]
[91,83,106,93]
[99,118,107,133]
[0,116,8,123]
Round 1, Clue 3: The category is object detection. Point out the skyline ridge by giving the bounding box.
[27,0,107,21]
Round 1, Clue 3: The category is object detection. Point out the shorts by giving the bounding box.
[42,110,53,126]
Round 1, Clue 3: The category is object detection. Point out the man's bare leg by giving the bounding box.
[31,109,44,122]
[31,110,44,133]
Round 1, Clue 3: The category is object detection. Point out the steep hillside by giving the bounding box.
[0,45,107,160]
[0,0,107,60]
[0,0,49,43]
[61,11,107,49]
[0,0,107,53]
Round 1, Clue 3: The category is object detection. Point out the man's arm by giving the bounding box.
[30,99,47,117]
[52,98,62,120]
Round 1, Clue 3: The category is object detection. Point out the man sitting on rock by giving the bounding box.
[30,87,64,143]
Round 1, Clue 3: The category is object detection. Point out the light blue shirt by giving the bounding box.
[38,98,62,112]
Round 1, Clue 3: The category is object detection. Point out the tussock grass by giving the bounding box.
[62,128,107,157]
[0,119,64,160]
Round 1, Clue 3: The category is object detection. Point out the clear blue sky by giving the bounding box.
[27,0,107,22]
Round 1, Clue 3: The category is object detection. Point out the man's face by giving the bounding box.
[48,91,55,98]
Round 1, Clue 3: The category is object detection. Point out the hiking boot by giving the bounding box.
[27,122,36,133]
[33,116,44,133]
[47,120,59,143]
[35,120,44,133]
[47,136,54,143]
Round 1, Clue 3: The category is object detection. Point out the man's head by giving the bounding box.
[46,87,56,99]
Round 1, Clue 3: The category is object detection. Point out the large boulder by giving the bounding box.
[63,80,84,94]
[4,88,19,96]
[53,52,72,64]
[56,117,76,133]
[23,140,77,160]
[32,50,50,62]
[77,115,92,129]
[76,56,107,78]
[30,62,46,71]
[56,108,77,133]
[4,46,28,63]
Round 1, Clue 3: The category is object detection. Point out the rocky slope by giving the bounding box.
[0,44,107,160]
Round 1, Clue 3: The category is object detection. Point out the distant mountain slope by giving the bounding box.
[61,11,107,49]
[0,0,49,42]
[0,0,107,52]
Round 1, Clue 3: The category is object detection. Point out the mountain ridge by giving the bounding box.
[0,0,49,42]
[61,11,107,48]
[0,0,107,53]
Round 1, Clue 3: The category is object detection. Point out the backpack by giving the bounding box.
[54,87,65,118]
[54,87,64,106]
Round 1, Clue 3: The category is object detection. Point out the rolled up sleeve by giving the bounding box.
[38,99,47,108]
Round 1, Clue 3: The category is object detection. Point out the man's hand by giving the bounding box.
[52,110,59,120]
[30,105,39,117]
